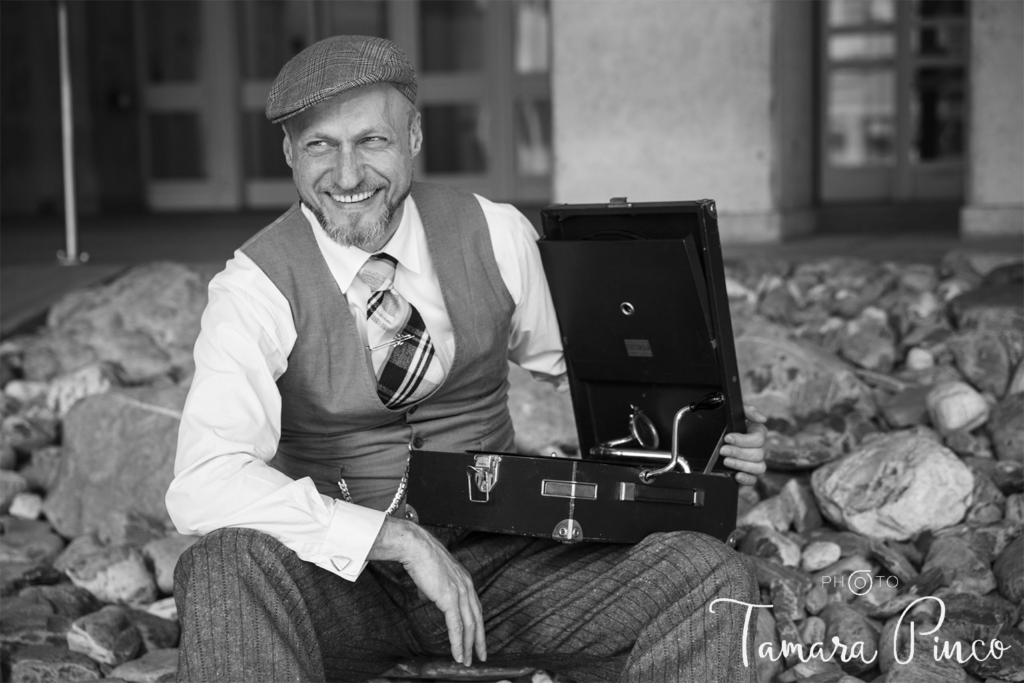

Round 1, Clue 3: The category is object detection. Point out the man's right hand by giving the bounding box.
[368,516,486,667]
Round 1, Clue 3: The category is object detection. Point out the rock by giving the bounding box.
[23,262,214,383]
[811,555,874,603]
[736,484,759,520]
[1,470,28,513]
[1,441,16,470]
[921,535,996,595]
[8,644,102,682]
[98,510,167,548]
[781,478,823,533]
[868,539,919,584]
[1010,361,1024,395]
[18,584,102,618]
[142,533,199,595]
[2,380,50,410]
[965,473,1006,526]
[806,529,874,559]
[507,363,578,454]
[880,386,932,429]
[963,625,1024,682]
[0,561,64,598]
[52,534,105,574]
[754,607,783,683]
[802,541,842,573]
[45,363,115,419]
[9,492,44,520]
[904,347,934,371]
[0,524,65,565]
[738,526,802,567]
[950,330,1012,398]
[42,386,187,537]
[124,608,179,652]
[738,495,791,532]
[771,577,806,622]
[968,521,1021,563]
[1007,493,1024,524]
[989,392,1024,464]
[63,545,159,606]
[945,430,994,459]
[67,606,141,666]
[19,445,63,494]
[1,406,59,455]
[840,307,897,372]
[799,615,827,647]
[949,282,1024,335]
[0,613,75,651]
[733,319,876,427]
[805,583,830,615]
[776,616,804,668]
[143,598,177,623]
[994,536,1024,604]
[926,381,990,436]
[811,432,974,541]
[108,648,179,683]
[963,456,1024,495]
[748,555,813,594]
[941,592,1020,642]
[764,429,845,470]
[820,604,879,675]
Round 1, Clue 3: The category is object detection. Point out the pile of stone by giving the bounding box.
[0,254,1021,683]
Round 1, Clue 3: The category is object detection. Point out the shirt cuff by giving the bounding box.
[308,498,387,581]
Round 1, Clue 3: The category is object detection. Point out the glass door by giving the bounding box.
[135,1,242,210]
[819,0,966,203]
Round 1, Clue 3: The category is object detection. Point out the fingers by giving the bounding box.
[443,601,466,665]
[726,423,766,449]
[743,403,768,424]
[735,472,758,487]
[469,584,487,662]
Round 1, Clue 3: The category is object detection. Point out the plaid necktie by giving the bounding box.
[357,254,445,410]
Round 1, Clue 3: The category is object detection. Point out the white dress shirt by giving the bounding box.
[166,194,565,581]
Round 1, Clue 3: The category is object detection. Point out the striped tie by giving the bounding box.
[357,254,445,410]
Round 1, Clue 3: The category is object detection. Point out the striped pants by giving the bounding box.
[174,526,757,683]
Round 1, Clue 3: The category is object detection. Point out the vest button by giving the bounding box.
[408,405,418,415]
[412,436,424,449]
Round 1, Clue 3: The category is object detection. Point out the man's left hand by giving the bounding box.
[720,404,767,487]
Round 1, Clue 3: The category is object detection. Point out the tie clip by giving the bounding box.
[367,333,414,352]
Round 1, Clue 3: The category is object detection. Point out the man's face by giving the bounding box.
[282,84,421,251]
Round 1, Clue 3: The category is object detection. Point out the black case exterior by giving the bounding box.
[406,199,742,544]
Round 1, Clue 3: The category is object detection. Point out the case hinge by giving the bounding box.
[552,518,583,542]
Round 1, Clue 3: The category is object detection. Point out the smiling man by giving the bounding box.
[167,35,766,683]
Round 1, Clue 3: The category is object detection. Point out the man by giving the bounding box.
[168,35,767,683]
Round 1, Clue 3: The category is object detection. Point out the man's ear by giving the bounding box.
[409,110,422,159]
[282,125,294,169]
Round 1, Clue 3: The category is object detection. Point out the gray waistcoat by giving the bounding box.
[241,182,516,511]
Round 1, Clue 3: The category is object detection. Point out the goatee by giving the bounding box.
[308,187,409,251]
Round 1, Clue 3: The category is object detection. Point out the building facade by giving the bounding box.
[1,0,1021,240]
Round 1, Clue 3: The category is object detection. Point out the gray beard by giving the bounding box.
[307,188,408,250]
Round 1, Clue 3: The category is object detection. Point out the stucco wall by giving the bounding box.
[551,0,813,241]
[962,0,1024,236]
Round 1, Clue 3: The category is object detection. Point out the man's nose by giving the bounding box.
[332,149,364,190]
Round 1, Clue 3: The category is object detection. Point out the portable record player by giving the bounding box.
[406,198,744,544]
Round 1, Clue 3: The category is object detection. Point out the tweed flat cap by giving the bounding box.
[266,35,417,124]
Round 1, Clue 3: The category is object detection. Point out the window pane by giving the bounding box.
[827,0,895,28]
[319,0,388,39]
[237,1,310,80]
[515,99,552,177]
[243,112,291,179]
[422,105,487,173]
[149,113,204,179]
[515,0,550,74]
[828,33,896,61]
[911,67,964,162]
[419,0,483,72]
[144,1,201,83]
[827,69,896,166]
[916,0,966,19]
[914,24,966,58]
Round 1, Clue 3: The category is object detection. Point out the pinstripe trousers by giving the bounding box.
[174,526,757,683]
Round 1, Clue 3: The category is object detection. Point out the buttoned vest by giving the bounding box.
[241,182,516,511]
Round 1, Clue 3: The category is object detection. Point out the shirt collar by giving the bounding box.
[301,195,423,293]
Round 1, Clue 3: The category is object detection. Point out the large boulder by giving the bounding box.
[811,432,974,541]
[733,319,876,428]
[18,262,214,383]
[42,386,187,538]
[989,391,1024,464]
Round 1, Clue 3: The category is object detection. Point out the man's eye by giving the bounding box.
[306,141,330,151]
[363,137,388,146]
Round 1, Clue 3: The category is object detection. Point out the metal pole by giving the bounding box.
[56,0,87,265]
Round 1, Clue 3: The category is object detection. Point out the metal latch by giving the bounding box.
[608,196,632,208]
[552,518,583,542]
[467,454,502,503]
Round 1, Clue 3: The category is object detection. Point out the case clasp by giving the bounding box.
[467,454,502,503]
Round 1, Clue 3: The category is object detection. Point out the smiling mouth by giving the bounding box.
[327,188,381,204]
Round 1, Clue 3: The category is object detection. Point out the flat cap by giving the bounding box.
[266,35,417,124]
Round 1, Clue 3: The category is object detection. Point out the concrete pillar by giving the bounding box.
[961,0,1024,237]
[551,0,815,242]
